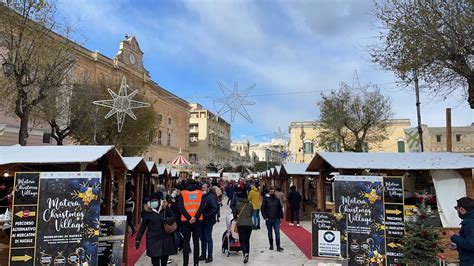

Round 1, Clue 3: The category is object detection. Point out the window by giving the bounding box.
[157,130,162,145]
[157,114,163,126]
[148,156,153,161]
[168,117,172,126]
[42,133,51,144]
[397,140,405,153]
[456,134,462,142]
[167,130,171,146]
[436,135,442,142]
[303,141,314,154]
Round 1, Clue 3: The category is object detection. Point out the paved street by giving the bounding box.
[136,201,344,266]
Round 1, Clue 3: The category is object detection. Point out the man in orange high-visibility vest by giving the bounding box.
[179,180,205,266]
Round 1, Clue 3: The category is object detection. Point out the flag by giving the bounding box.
[404,128,421,152]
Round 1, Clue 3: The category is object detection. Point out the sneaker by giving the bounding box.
[243,253,249,263]
[296,224,300,227]
[257,225,260,229]
[277,247,284,252]
[199,256,206,261]
[205,257,213,263]
[289,223,294,226]
[167,258,173,264]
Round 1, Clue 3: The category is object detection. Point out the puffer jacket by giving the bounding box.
[248,185,261,210]
[452,210,474,266]
[261,195,283,220]
[233,198,253,227]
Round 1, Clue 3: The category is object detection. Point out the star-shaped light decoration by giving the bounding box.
[214,81,255,123]
[93,76,151,132]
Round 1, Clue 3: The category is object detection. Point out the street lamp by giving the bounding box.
[2,61,14,77]
[300,123,306,163]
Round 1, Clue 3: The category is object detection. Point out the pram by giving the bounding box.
[222,213,241,257]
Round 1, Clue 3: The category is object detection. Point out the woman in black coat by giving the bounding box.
[136,192,176,266]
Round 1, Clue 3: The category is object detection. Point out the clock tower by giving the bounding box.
[114,35,150,80]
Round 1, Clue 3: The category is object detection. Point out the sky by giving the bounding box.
[56,0,473,142]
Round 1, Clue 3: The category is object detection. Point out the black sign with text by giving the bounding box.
[311,212,347,258]
[386,238,404,265]
[383,177,404,204]
[383,176,405,266]
[98,216,127,265]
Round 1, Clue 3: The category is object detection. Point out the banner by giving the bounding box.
[404,128,421,152]
[311,212,347,258]
[334,175,385,265]
[98,216,127,265]
[383,177,405,266]
[10,172,101,266]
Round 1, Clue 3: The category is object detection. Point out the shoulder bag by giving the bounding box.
[163,208,177,234]
[234,203,248,234]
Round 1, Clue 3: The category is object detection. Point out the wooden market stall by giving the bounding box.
[144,161,159,200]
[279,162,319,220]
[307,151,474,263]
[0,145,128,265]
[122,157,149,227]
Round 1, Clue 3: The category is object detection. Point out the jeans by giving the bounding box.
[290,207,300,224]
[182,221,201,265]
[200,221,214,258]
[174,225,183,251]
[126,212,135,233]
[266,219,281,247]
[252,209,260,228]
[237,225,253,255]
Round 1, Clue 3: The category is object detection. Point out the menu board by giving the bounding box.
[334,175,385,265]
[98,216,127,265]
[383,176,405,266]
[9,172,101,266]
[311,212,347,258]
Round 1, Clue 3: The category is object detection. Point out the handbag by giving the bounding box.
[163,208,177,234]
[234,203,248,234]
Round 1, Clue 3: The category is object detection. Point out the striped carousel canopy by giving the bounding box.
[171,149,191,166]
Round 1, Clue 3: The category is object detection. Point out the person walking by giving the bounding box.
[275,188,287,221]
[448,197,474,266]
[199,183,218,263]
[288,186,302,227]
[179,180,205,266]
[233,188,254,264]
[125,183,136,235]
[226,183,235,206]
[248,184,261,230]
[261,186,284,252]
[169,188,183,252]
[135,192,176,266]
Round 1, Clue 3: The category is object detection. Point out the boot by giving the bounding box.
[269,240,274,250]
[277,246,284,252]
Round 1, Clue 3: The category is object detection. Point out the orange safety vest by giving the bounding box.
[181,190,203,221]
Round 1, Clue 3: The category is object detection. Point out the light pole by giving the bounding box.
[300,123,306,163]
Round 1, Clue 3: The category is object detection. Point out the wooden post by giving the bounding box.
[446,108,452,152]
[116,170,126,215]
[104,166,114,215]
[133,172,140,226]
[316,168,326,212]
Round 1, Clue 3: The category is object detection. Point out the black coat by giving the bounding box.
[136,204,177,258]
[452,211,474,265]
[202,192,219,223]
[261,195,283,220]
[288,191,302,209]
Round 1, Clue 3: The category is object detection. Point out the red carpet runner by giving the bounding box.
[280,222,312,259]
[128,233,146,265]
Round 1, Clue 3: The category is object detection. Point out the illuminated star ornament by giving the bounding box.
[215,81,255,123]
[93,76,150,132]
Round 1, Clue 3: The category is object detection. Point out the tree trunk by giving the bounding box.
[18,111,30,146]
[469,76,474,109]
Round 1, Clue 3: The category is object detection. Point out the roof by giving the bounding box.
[0,145,125,168]
[146,161,158,174]
[275,166,281,175]
[308,152,474,171]
[281,162,319,176]
[207,173,221,178]
[171,154,191,166]
[122,157,148,172]
[157,166,167,175]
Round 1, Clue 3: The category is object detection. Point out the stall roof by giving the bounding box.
[0,145,126,168]
[281,162,319,176]
[308,152,474,171]
[275,166,281,175]
[157,166,167,175]
[146,161,158,174]
[122,157,148,172]
[207,173,221,178]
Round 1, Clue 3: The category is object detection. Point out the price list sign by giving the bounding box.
[383,176,405,266]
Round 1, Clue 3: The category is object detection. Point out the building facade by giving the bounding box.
[249,144,282,164]
[287,119,412,162]
[1,35,190,164]
[188,103,232,164]
[424,124,474,155]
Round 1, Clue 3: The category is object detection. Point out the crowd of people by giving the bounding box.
[134,177,302,266]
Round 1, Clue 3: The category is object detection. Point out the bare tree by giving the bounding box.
[371,0,473,107]
[318,86,393,152]
[0,1,75,145]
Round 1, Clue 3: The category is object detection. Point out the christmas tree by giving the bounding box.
[401,193,443,265]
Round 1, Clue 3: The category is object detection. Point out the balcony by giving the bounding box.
[190,127,199,133]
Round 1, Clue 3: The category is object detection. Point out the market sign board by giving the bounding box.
[383,176,405,266]
[98,216,127,265]
[9,172,101,266]
[311,212,348,258]
[334,175,385,265]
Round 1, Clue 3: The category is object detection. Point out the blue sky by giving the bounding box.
[57,0,473,142]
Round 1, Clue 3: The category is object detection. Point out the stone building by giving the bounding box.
[188,103,232,164]
[1,35,190,164]
[424,124,474,155]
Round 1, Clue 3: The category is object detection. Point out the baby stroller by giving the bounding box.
[222,213,241,257]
